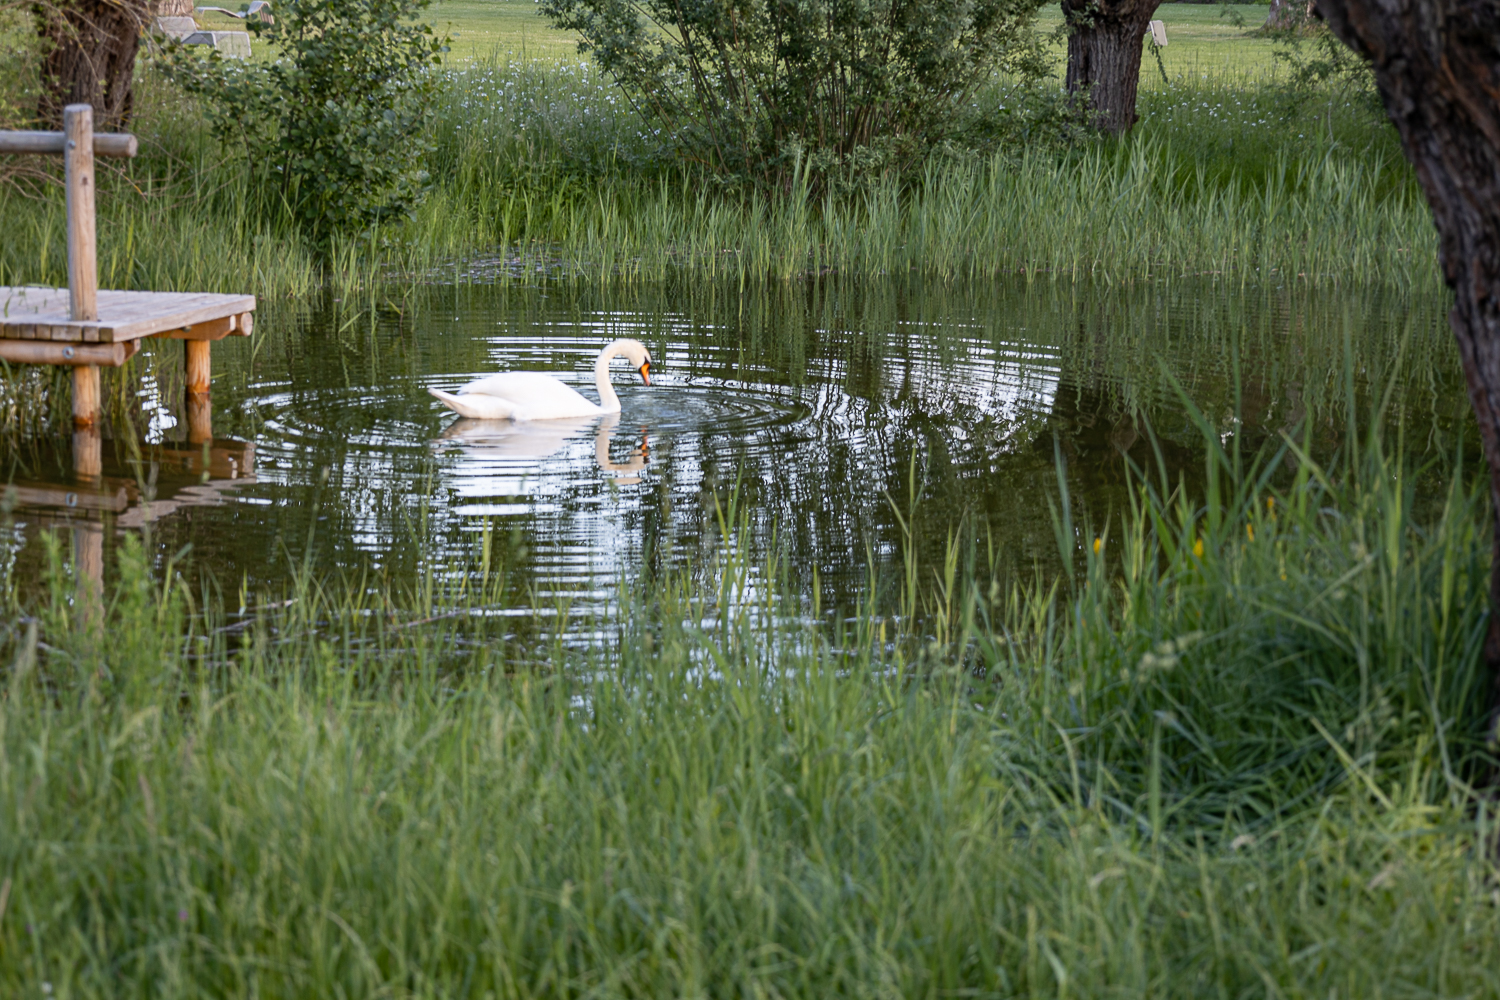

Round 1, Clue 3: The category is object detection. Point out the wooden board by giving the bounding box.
[0,286,256,343]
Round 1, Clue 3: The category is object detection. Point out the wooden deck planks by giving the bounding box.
[0,286,256,343]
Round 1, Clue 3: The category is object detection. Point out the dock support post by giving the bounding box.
[185,338,212,442]
[72,426,102,479]
[185,339,211,395]
[186,392,212,444]
[72,364,100,429]
[64,104,101,433]
[73,523,104,627]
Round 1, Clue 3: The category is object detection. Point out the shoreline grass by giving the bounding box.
[0,52,1434,297]
[2,420,1497,995]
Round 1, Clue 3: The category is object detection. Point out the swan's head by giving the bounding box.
[609,338,654,386]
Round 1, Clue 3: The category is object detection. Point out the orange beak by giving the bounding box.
[639,362,651,385]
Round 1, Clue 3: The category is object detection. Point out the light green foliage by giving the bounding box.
[1,426,1497,994]
[0,4,40,131]
[537,0,1052,186]
[161,0,448,239]
[1270,18,1380,103]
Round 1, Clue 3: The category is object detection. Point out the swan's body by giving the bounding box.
[429,339,652,421]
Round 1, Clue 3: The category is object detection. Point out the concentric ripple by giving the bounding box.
[5,279,1462,620]
[199,303,1072,607]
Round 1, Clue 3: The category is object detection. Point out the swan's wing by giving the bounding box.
[429,387,518,420]
[454,371,601,420]
[457,371,581,399]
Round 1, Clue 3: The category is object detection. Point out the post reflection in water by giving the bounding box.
[0,277,1471,619]
[2,392,256,605]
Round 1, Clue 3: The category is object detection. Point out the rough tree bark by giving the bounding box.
[1059,0,1163,134]
[1315,0,1500,744]
[35,0,151,130]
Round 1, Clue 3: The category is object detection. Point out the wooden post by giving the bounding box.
[72,426,102,479]
[64,104,101,431]
[63,104,97,323]
[72,364,100,429]
[186,392,212,444]
[185,339,211,395]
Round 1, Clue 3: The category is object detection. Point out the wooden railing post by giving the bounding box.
[63,104,101,432]
[63,104,97,323]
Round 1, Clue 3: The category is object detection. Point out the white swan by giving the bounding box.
[429,339,653,421]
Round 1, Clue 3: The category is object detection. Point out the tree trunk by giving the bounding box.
[1060,0,1162,134]
[1316,0,1500,747]
[36,0,150,130]
[1264,0,1320,30]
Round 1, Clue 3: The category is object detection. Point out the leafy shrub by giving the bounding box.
[1271,23,1377,95]
[538,0,1051,189]
[0,2,46,128]
[163,0,447,240]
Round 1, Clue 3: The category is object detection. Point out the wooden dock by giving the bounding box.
[0,286,255,345]
[0,104,257,476]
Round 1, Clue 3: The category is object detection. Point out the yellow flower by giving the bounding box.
[1193,537,1204,558]
[1093,537,1103,554]
[1246,523,1255,542]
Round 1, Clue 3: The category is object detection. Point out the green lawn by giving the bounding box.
[427,1,1285,79]
[428,0,583,61]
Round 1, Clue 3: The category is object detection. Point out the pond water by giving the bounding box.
[0,277,1469,619]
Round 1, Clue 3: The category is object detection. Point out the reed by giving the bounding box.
[0,61,1438,297]
[0,415,1495,996]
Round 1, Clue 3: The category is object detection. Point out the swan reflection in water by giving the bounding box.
[434,412,649,484]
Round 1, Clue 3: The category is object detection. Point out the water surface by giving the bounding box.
[0,277,1468,618]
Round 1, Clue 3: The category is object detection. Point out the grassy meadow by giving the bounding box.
[5,4,1499,996]
[425,1,1285,73]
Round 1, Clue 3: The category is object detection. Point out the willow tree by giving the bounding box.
[1317,0,1500,740]
[1059,0,1162,133]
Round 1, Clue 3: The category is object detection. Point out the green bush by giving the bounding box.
[539,0,1052,188]
[162,0,447,240]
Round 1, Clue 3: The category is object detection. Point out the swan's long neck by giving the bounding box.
[593,340,632,413]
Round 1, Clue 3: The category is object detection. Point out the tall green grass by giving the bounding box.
[1,415,1495,995]
[0,60,1438,296]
